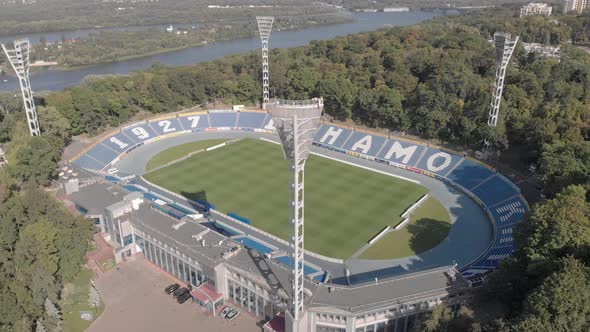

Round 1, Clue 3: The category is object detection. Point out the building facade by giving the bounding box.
[520,3,552,17]
[564,0,588,14]
[66,179,469,332]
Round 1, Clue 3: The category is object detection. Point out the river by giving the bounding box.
[0,11,437,92]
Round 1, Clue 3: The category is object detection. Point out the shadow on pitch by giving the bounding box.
[407,218,451,254]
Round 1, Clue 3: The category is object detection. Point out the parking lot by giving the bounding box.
[88,255,261,332]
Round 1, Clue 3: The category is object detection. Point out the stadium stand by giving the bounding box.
[376,139,426,167]
[237,112,268,129]
[72,110,529,281]
[447,159,495,190]
[178,114,210,131]
[275,256,318,276]
[149,118,183,136]
[415,147,463,177]
[209,111,237,128]
[341,131,387,156]
[472,175,518,207]
[73,154,106,171]
[85,143,120,164]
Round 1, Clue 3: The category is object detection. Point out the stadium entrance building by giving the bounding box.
[65,179,468,332]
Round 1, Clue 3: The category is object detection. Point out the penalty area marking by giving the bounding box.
[259,137,420,184]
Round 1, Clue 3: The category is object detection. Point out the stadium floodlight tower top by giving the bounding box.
[1,39,40,136]
[268,97,323,332]
[256,16,274,109]
[483,32,518,156]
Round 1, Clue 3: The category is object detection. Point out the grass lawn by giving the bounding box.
[145,138,431,259]
[359,197,452,260]
[145,139,228,171]
[61,268,104,332]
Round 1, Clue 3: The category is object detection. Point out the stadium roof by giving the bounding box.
[68,182,128,215]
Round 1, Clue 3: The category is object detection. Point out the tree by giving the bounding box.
[317,73,355,119]
[35,320,46,332]
[513,257,590,332]
[7,136,60,186]
[88,286,101,308]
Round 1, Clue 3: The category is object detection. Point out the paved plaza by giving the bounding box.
[88,255,261,332]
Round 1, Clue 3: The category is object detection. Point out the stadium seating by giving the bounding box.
[73,111,530,281]
[376,139,426,167]
[313,125,353,149]
[209,111,237,128]
[178,114,210,131]
[415,147,463,177]
[447,159,495,190]
[85,143,120,165]
[148,118,183,136]
[472,175,518,207]
[237,112,268,129]
[275,256,318,276]
[341,131,387,156]
[73,154,106,171]
[122,123,158,143]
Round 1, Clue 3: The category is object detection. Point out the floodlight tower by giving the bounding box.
[483,32,518,153]
[1,39,40,136]
[256,16,274,109]
[268,98,323,332]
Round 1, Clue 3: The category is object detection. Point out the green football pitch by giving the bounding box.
[145,138,437,259]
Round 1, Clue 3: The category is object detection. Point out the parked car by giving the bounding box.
[177,291,192,304]
[225,309,240,321]
[164,283,180,294]
[173,287,188,298]
[220,306,232,318]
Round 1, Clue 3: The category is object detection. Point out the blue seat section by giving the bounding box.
[105,176,119,183]
[491,196,528,225]
[471,246,514,268]
[447,159,495,190]
[85,143,120,164]
[313,125,353,149]
[101,132,137,153]
[275,256,318,275]
[376,138,426,167]
[143,193,167,202]
[234,237,273,254]
[212,222,242,236]
[415,147,463,176]
[494,224,516,247]
[73,155,106,171]
[228,213,250,225]
[472,175,518,207]
[342,131,386,156]
[169,203,193,215]
[178,114,210,131]
[237,112,267,129]
[209,112,237,128]
[123,185,142,192]
[148,118,183,136]
[122,123,158,143]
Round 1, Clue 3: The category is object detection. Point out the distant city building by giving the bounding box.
[523,42,561,58]
[563,0,588,14]
[520,3,552,17]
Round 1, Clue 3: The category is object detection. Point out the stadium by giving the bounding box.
[61,106,529,332]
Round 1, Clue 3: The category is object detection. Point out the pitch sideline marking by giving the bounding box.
[259,137,420,184]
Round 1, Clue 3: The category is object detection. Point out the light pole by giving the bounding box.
[268,98,323,332]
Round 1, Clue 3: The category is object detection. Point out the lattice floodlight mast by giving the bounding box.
[484,32,518,151]
[268,98,323,331]
[1,39,40,136]
[256,16,274,109]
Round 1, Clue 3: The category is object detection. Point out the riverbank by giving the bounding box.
[0,11,438,92]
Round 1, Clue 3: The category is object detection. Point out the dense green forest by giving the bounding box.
[0,7,589,331]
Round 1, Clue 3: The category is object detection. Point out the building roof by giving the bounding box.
[68,182,128,215]
[263,313,285,332]
[129,206,234,268]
